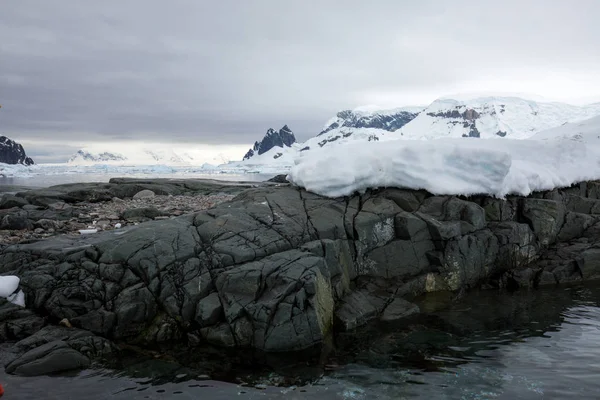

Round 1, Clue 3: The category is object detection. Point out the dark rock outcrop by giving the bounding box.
[319,109,419,136]
[2,178,600,376]
[0,136,34,165]
[243,125,296,160]
[266,174,289,184]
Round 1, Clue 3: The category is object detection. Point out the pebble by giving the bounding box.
[1,193,236,244]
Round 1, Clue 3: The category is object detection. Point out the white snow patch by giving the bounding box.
[287,125,600,198]
[7,290,25,307]
[0,275,20,298]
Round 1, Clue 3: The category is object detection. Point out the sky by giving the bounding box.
[1,0,600,163]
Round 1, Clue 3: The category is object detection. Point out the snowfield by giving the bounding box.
[287,115,600,198]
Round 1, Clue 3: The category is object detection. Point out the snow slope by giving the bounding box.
[531,114,600,143]
[67,143,245,167]
[227,96,600,174]
[398,96,600,140]
[287,117,600,198]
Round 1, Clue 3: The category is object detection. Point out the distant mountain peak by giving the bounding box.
[68,150,127,163]
[319,107,421,136]
[243,125,297,160]
[0,136,34,165]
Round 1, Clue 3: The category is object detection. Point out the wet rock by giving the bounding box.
[335,290,386,331]
[380,298,420,322]
[441,230,499,290]
[576,248,600,280]
[71,309,116,336]
[3,178,600,354]
[217,249,334,351]
[5,340,90,376]
[0,299,45,341]
[14,325,94,353]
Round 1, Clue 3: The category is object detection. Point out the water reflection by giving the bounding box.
[2,284,600,399]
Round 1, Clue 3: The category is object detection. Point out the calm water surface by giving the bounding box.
[2,283,600,399]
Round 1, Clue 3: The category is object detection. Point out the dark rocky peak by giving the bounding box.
[0,136,34,165]
[319,108,420,136]
[69,150,127,163]
[243,125,297,160]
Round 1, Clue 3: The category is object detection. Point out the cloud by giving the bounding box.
[1,0,600,162]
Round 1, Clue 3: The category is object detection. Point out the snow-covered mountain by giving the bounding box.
[243,125,296,160]
[226,95,600,173]
[315,97,600,146]
[398,97,600,139]
[319,106,422,136]
[0,136,34,165]
[68,148,193,165]
[67,144,240,166]
[68,150,127,163]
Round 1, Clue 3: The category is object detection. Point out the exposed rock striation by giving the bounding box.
[319,109,419,136]
[2,178,600,375]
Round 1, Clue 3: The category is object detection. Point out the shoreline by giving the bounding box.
[1,177,600,379]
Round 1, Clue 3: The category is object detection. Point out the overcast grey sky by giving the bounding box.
[2,0,600,162]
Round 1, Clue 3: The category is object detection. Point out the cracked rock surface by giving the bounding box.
[2,178,600,375]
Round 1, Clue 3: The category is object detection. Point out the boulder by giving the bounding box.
[0,195,29,209]
[5,340,90,376]
[132,189,156,199]
[380,298,420,323]
[121,207,162,221]
[0,214,33,230]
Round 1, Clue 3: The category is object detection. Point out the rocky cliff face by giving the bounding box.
[319,108,420,136]
[2,179,600,375]
[0,136,34,165]
[243,125,296,160]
